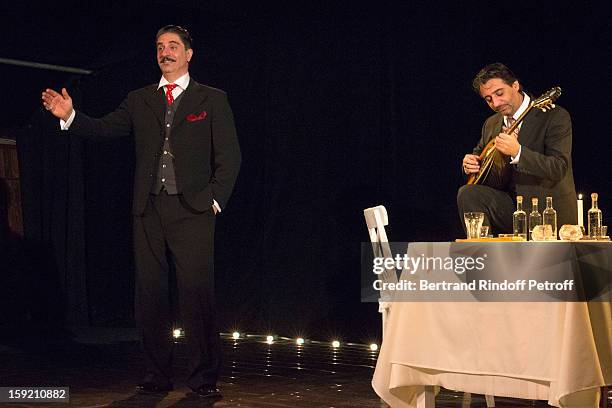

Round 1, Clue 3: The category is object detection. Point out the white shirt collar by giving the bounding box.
[157,72,190,90]
[506,92,530,125]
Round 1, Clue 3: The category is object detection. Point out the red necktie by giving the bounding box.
[165,84,178,105]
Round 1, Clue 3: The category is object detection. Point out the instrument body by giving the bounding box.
[466,87,562,190]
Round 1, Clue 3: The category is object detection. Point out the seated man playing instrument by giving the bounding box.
[457,63,577,234]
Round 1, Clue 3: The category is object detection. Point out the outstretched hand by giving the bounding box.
[41,88,73,121]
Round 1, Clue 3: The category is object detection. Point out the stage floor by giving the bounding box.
[0,327,608,407]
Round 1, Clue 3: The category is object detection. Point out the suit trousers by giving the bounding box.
[133,192,220,389]
[457,184,515,235]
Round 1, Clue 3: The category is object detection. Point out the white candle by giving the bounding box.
[577,193,583,227]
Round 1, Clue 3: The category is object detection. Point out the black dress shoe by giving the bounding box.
[191,385,221,399]
[136,382,173,394]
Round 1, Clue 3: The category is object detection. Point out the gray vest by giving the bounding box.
[151,91,185,194]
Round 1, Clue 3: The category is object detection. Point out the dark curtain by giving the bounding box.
[7,2,612,343]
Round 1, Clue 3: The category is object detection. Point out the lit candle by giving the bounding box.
[577,193,583,227]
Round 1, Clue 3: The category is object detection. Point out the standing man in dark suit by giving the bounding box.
[42,25,240,398]
[457,63,577,234]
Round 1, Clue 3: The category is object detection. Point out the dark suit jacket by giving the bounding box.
[69,79,241,216]
[473,106,577,226]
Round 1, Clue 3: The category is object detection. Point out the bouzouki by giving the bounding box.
[467,87,562,190]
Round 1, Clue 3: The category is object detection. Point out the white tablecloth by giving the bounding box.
[371,243,612,407]
[373,301,611,407]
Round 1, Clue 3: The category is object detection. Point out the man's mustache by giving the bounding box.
[159,56,176,63]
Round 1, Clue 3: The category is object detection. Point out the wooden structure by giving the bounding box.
[0,138,23,238]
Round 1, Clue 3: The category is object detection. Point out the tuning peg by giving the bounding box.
[541,108,547,112]
[551,104,556,108]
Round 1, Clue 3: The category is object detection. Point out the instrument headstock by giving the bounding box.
[532,86,562,112]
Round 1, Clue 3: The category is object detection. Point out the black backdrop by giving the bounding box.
[2,2,611,343]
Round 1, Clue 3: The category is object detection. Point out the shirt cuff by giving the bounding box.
[212,199,221,213]
[510,145,522,164]
[60,110,76,130]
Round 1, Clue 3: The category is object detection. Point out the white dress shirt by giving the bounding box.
[157,72,190,99]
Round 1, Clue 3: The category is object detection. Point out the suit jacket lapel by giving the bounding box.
[143,85,166,127]
[517,109,540,146]
[172,80,209,132]
[487,114,504,143]
[489,111,540,145]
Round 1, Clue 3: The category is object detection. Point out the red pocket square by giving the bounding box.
[186,111,207,122]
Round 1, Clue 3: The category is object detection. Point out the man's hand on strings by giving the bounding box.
[463,154,480,175]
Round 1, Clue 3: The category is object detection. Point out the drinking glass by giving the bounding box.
[464,212,484,239]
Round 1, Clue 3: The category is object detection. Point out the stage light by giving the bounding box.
[266,335,274,344]
[172,328,183,338]
[332,340,340,348]
[370,343,378,351]
[296,338,305,345]
[232,331,241,339]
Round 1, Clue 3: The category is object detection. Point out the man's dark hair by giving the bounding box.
[472,63,521,93]
[156,25,193,50]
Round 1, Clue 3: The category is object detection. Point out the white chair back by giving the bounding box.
[363,205,397,338]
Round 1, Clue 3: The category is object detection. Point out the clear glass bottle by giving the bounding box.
[513,195,527,240]
[588,193,602,238]
[542,197,557,240]
[528,197,542,241]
